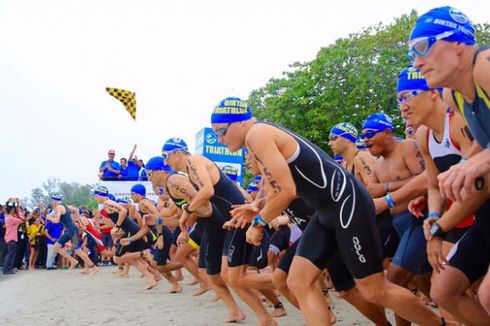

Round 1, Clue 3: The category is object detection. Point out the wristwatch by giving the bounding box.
[429,222,444,238]
[182,203,193,214]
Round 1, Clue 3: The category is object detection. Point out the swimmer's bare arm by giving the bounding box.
[168,174,210,218]
[417,127,445,216]
[105,200,128,228]
[353,152,377,186]
[245,126,297,223]
[186,156,214,213]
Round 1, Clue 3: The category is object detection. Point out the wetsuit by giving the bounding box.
[261,122,384,279]
[107,211,143,256]
[57,204,80,249]
[167,171,227,275]
[448,46,490,283]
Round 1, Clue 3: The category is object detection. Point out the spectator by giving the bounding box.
[27,216,43,271]
[44,212,63,270]
[3,198,25,275]
[0,204,6,267]
[120,145,139,181]
[99,149,121,181]
[138,159,148,181]
[14,207,28,270]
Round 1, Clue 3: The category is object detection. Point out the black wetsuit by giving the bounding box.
[262,122,384,279]
[167,171,227,275]
[107,211,143,256]
[57,204,80,248]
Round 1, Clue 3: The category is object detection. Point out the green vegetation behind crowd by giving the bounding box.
[248,11,490,153]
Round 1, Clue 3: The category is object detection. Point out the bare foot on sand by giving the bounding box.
[192,285,211,296]
[145,280,158,290]
[168,284,183,293]
[187,277,199,286]
[224,310,246,323]
[257,318,277,326]
[272,307,287,318]
[88,267,99,276]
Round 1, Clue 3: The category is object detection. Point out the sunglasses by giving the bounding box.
[408,30,456,62]
[162,152,169,160]
[397,90,424,105]
[214,123,232,137]
[361,129,384,140]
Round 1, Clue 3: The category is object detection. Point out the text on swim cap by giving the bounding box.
[214,107,249,115]
[407,71,424,80]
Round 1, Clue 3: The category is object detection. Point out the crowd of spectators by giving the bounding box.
[99,145,148,181]
[0,198,113,275]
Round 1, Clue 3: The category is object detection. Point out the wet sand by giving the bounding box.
[0,267,394,325]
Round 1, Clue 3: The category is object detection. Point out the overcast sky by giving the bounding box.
[0,0,487,202]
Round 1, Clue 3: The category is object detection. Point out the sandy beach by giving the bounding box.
[0,267,395,325]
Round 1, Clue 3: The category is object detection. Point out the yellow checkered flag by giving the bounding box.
[106,87,137,120]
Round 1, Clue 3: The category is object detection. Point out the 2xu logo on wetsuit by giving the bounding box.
[352,237,366,263]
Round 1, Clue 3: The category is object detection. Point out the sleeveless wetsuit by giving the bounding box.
[167,171,227,275]
[57,204,80,249]
[447,46,490,283]
[261,122,383,279]
[107,211,144,256]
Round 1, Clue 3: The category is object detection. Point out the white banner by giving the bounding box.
[99,181,158,202]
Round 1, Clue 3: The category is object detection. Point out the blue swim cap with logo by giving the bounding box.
[363,113,394,132]
[330,122,358,143]
[409,6,475,46]
[397,66,443,93]
[222,165,238,182]
[51,193,63,201]
[355,137,368,150]
[146,156,172,172]
[93,186,109,197]
[211,97,252,124]
[162,138,188,153]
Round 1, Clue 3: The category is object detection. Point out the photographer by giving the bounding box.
[0,204,6,267]
[3,198,25,275]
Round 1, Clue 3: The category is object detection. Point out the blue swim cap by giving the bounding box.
[93,186,109,197]
[131,184,146,197]
[108,194,116,201]
[409,7,475,46]
[355,137,368,150]
[253,175,262,183]
[162,137,188,153]
[51,193,63,201]
[247,183,259,193]
[330,122,358,143]
[211,97,252,124]
[397,66,443,93]
[363,113,394,132]
[116,197,132,204]
[333,155,344,163]
[146,156,172,172]
[221,165,238,182]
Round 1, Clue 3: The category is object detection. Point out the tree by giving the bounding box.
[27,178,95,210]
[248,11,490,154]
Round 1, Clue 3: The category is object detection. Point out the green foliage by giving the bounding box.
[248,12,490,154]
[27,178,95,209]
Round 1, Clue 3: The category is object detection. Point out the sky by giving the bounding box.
[0,0,487,202]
